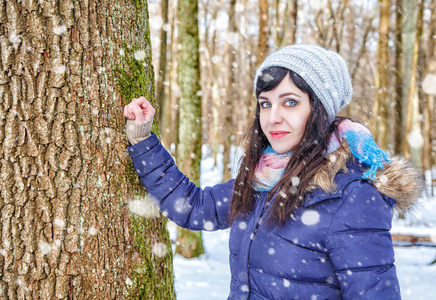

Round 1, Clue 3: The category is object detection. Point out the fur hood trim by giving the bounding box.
[308,143,424,213]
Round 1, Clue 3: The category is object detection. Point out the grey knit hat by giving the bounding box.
[254,45,353,123]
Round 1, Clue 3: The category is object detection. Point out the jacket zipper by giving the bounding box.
[246,193,273,298]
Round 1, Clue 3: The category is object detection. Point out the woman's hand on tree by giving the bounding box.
[124,97,155,145]
[124,96,156,124]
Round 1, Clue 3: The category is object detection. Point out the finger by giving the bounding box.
[136,96,148,105]
[131,104,145,124]
[137,97,156,121]
[124,105,134,119]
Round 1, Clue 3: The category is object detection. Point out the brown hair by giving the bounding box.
[229,67,341,227]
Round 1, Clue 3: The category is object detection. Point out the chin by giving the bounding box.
[271,144,295,154]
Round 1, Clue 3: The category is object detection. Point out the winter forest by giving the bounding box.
[0,0,435,299]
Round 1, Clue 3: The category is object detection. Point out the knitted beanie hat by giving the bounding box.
[254,45,353,123]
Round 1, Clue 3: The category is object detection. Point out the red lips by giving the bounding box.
[270,131,289,139]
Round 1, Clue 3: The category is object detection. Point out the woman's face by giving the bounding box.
[258,73,312,154]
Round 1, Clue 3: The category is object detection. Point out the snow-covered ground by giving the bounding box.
[170,147,436,299]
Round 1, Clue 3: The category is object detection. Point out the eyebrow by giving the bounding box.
[258,92,302,100]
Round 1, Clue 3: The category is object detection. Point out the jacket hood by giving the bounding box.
[308,143,424,213]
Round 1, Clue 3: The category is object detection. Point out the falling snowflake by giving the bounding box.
[283,279,291,287]
[53,25,67,35]
[279,190,287,198]
[128,196,159,218]
[150,16,164,30]
[261,73,274,83]
[238,221,247,230]
[422,74,436,95]
[174,198,191,214]
[53,65,66,74]
[54,218,65,228]
[235,3,245,12]
[125,278,133,286]
[378,175,388,185]
[225,32,238,44]
[203,221,214,231]
[407,128,424,148]
[291,176,300,186]
[152,242,168,258]
[9,33,21,49]
[89,227,98,236]
[301,210,320,226]
[40,242,52,255]
[134,50,146,61]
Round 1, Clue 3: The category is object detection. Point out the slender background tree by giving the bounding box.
[174,0,205,258]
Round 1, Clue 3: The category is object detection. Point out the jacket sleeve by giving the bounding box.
[127,133,233,231]
[325,180,401,299]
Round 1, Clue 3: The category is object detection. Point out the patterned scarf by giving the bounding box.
[253,119,390,192]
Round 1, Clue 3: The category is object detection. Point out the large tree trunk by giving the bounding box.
[0,0,175,299]
[175,0,204,259]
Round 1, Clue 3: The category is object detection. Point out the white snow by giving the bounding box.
[39,242,52,255]
[150,16,164,31]
[152,242,169,258]
[53,25,67,35]
[170,145,436,299]
[128,196,160,218]
[134,50,146,61]
[422,74,436,95]
[301,210,320,226]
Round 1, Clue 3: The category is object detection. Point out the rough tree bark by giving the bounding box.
[0,0,175,298]
[175,0,205,259]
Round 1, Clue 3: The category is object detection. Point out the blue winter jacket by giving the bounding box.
[128,134,412,299]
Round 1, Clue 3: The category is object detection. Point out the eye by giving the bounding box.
[259,101,271,108]
[284,99,298,107]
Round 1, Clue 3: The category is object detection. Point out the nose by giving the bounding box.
[269,106,283,125]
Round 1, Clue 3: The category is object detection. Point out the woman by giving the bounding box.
[124,45,422,299]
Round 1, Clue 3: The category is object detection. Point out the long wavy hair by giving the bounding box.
[229,67,342,227]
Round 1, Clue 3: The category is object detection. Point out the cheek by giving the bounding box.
[295,114,310,136]
[259,114,267,133]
